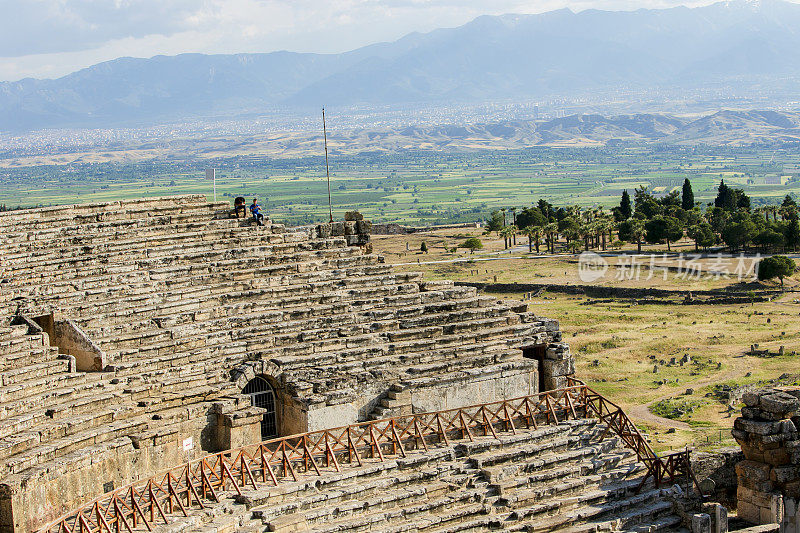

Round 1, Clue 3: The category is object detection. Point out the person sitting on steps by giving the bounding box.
[250,198,265,226]
[233,196,246,218]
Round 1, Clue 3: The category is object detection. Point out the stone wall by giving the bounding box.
[50,317,106,371]
[732,387,800,525]
[371,222,480,235]
[456,281,774,302]
[0,407,214,533]
[692,447,744,508]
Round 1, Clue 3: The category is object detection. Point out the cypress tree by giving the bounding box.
[714,180,735,211]
[681,179,694,210]
[619,190,632,219]
[786,215,800,252]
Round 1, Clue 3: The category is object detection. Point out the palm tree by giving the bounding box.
[521,226,537,253]
[563,225,581,252]
[579,220,592,251]
[544,222,558,253]
[499,225,514,249]
[630,219,645,253]
[532,226,543,253]
[598,218,613,251]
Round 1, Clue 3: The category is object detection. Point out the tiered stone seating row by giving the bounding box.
[0,195,227,236]
[9,214,537,403]
[0,317,128,479]
[157,419,682,533]
[0,197,250,491]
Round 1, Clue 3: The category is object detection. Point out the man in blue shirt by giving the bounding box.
[250,198,265,226]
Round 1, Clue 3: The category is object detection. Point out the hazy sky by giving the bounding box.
[0,0,744,81]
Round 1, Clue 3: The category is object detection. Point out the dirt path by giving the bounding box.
[627,401,690,430]
[626,359,748,430]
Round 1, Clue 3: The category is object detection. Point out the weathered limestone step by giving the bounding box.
[1,219,256,258]
[5,236,354,294]
[520,487,673,533]
[254,467,452,524]
[40,251,383,324]
[620,513,683,533]
[0,415,147,476]
[307,488,487,533]
[0,357,70,387]
[0,388,132,442]
[0,195,213,231]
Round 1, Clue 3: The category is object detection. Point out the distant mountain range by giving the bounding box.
[3,110,800,166]
[254,110,800,157]
[3,0,800,132]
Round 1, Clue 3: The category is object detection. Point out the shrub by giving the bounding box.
[460,237,483,253]
[758,255,796,287]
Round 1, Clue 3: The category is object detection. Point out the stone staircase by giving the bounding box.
[368,384,413,421]
[149,419,684,533]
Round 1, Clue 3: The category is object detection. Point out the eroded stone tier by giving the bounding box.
[0,196,574,533]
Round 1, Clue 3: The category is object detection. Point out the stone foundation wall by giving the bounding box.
[732,387,800,526]
[0,411,214,533]
[0,395,267,533]
[692,447,744,508]
[303,364,536,432]
[405,364,536,415]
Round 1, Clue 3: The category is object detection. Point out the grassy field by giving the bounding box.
[2,146,800,225]
[374,228,800,453]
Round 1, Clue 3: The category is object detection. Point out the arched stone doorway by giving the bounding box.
[242,376,278,440]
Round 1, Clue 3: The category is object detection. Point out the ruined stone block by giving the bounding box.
[743,390,766,408]
[541,358,575,378]
[737,460,773,483]
[692,513,712,533]
[737,500,762,525]
[543,375,567,392]
[772,465,800,484]
[735,418,783,436]
[761,393,800,417]
[268,513,309,532]
[355,220,371,235]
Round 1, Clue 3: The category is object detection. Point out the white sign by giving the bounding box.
[183,437,193,452]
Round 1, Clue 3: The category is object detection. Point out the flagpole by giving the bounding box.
[323,107,333,223]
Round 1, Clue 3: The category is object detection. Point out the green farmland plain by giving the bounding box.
[1,145,799,224]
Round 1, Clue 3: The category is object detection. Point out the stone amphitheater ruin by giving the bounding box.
[0,195,795,533]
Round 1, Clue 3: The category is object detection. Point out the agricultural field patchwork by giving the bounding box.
[2,145,800,225]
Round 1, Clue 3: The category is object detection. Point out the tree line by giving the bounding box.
[485,179,800,255]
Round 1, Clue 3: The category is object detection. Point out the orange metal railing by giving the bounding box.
[40,382,700,533]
